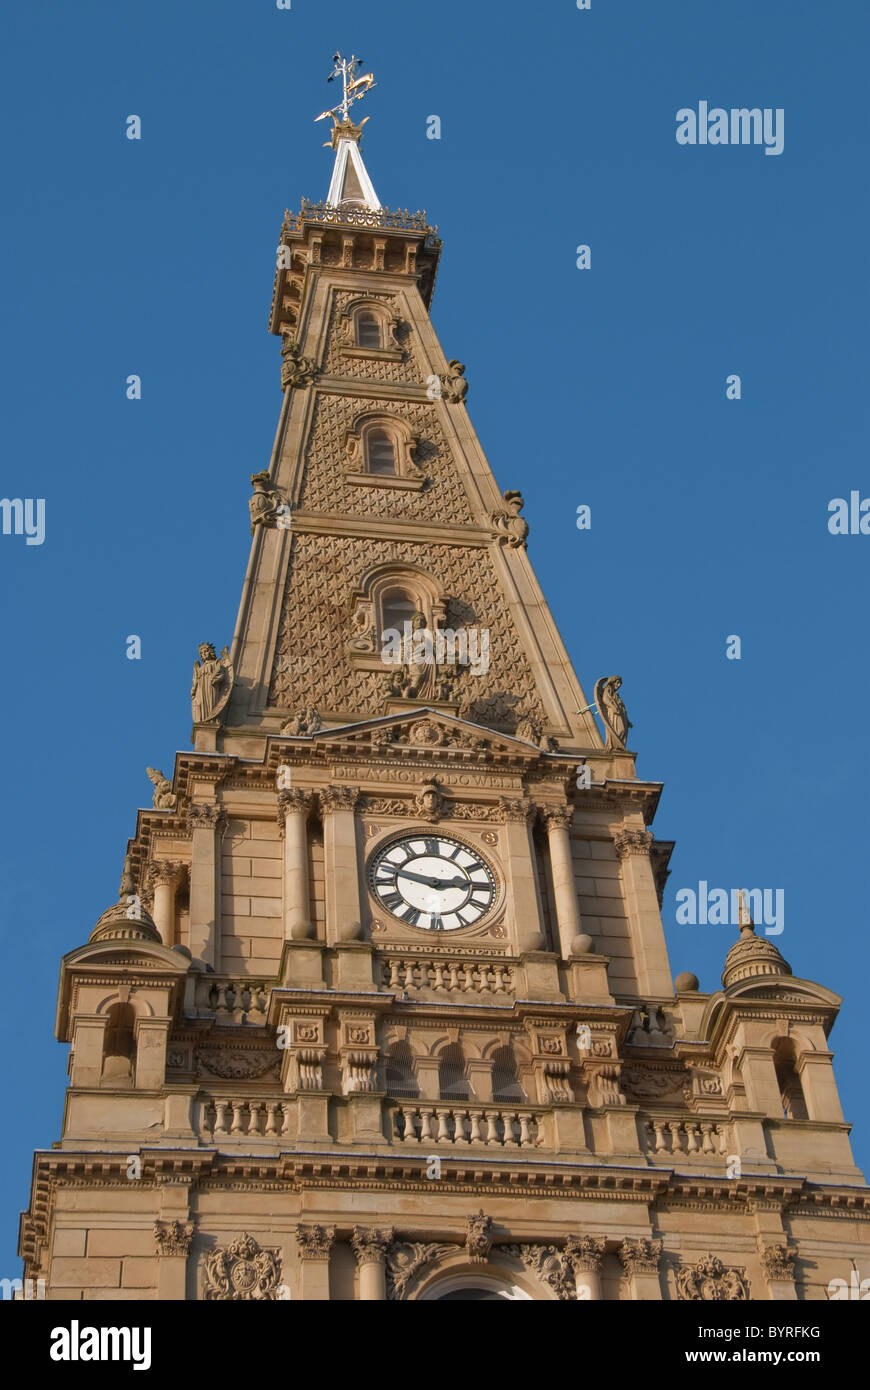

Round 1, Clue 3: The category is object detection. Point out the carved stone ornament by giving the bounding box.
[414,779,445,822]
[465,1210,494,1264]
[498,796,536,823]
[280,706,323,737]
[594,675,632,750]
[154,1220,195,1257]
[278,788,312,820]
[541,805,573,832]
[191,642,234,726]
[503,1243,576,1301]
[249,471,290,535]
[280,333,317,391]
[319,785,360,814]
[675,1254,750,1301]
[619,1238,663,1278]
[296,1225,336,1261]
[386,1242,455,1301]
[351,1227,394,1267]
[491,490,528,549]
[613,828,654,860]
[439,359,468,403]
[145,859,183,891]
[145,767,176,810]
[564,1235,607,1274]
[758,1243,796,1283]
[187,802,226,832]
[203,1232,283,1300]
[195,1048,280,1081]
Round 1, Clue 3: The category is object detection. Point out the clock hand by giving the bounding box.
[395,869,469,890]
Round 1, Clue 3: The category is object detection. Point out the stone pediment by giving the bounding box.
[296,710,557,764]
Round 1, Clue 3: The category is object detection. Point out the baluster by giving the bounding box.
[699,1122,715,1153]
[717,1126,729,1154]
[388,959,401,988]
[248,1102,263,1136]
[448,963,461,991]
[436,1109,451,1143]
[652,1121,667,1152]
[518,1113,533,1147]
[485,1110,500,1145]
[685,1124,700,1153]
[265,1103,279,1135]
[503,1112,519,1147]
[462,964,476,992]
[453,1109,467,1143]
[282,1104,292,1135]
[402,961,416,990]
[668,1121,684,1153]
[431,962,446,990]
[468,1110,484,1144]
[213,1100,229,1135]
[401,1107,417,1143]
[492,965,505,992]
[215,984,229,1015]
[231,1101,246,1134]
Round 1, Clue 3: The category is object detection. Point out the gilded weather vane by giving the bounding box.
[314,52,377,134]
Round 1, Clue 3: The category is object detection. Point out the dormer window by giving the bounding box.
[355,310,382,349]
[343,412,425,490]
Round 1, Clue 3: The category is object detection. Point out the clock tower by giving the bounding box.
[19,59,869,1302]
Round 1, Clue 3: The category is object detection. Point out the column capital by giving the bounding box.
[758,1241,797,1284]
[146,860,185,890]
[618,1237,662,1276]
[277,788,312,833]
[351,1226,394,1268]
[613,828,653,860]
[187,802,227,832]
[565,1234,607,1273]
[541,805,573,832]
[320,785,360,815]
[296,1224,336,1261]
[153,1219,195,1257]
[498,796,536,824]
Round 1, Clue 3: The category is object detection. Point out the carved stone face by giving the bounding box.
[199,643,216,662]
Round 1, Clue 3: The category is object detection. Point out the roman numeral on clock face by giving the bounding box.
[380,891,403,911]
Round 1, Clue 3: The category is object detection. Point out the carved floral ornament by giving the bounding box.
[296,1224,336,1261]
[203,1233,283,1301]
[385,1227,610,1300]
[154,1220,195,1258]
[758,1243,797,1283]
[675,1254,750,1301]
[613,828,654,860]
[351,1226,394,1267]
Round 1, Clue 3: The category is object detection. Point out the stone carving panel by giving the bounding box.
[202,1232,282,1301]
[675,1254,749,1301]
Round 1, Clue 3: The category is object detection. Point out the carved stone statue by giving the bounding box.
[248,472,289,534]
[465,1211,493,1263]
[381,612,456,703]
[491,490,528,549]
[280,334,317,391]
[146,767,176,811]
[191,642,234,725]
[280,706,323,737]
[440,359,468,403]
[594,675,632,750]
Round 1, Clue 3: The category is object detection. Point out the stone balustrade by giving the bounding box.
[195,978,270,1024]
[202,1098,292,1138]
[382,956,515,995]
[393,1103,540,1148]
[643,1118,730,1157]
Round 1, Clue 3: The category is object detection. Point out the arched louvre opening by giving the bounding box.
[355,310,382,348]
[439,1043,470,1101]
[385,1041,419,1099]
[774,1038,809,1120]
[366,428,397,475]
[491,1045,526,1103]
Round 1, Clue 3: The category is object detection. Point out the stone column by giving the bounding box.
[613,829,673,997]
[187,804,225,969]
[278,790,313,940]
[154,1220,195,1301]
[321,786,362,947]
[351,1227,393,1301]
[565,1235,606,1300]
[498,799,546,953]
[296,1224,335,1301]
[618,1238,663,1300]
[542,807,582,958]
[147,862,182,944]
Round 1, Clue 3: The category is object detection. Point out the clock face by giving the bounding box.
[369,834,497,931]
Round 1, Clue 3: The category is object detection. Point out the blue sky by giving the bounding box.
[1,0,868,1268]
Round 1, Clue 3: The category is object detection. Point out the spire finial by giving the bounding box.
[119,852,136,901]
[737,889,755,934]
[314,53,377,136]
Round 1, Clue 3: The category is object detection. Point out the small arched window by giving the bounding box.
[385,1042,419,1099]
[366,427,397,475]
[439,1044,470,1101]
[491,1045,526,1103]
[773,1039,808,1120]
[380,586,419,637]
[355,310,382,349]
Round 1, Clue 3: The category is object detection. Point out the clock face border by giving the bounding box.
[366,829,502,934]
